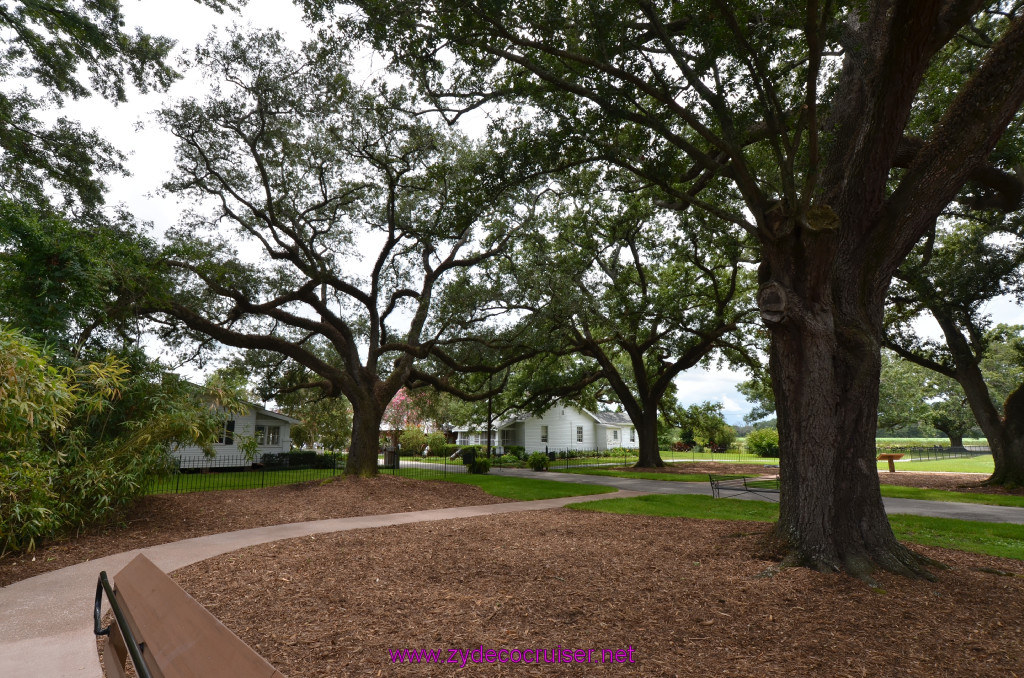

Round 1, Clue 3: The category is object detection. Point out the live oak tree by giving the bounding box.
[151,31,536,475]
[886,216,1024,482]
[483,172,753,467]
[877,349,980,444]
[313,0,1024,577]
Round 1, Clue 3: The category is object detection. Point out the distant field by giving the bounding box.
[875,438,987,448]
[882,455,994,474]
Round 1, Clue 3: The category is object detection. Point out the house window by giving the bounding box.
[612,430,619,441]
[576,426,583,443]
[501,429,512,446]
[630,428,635,443]
[255,425,281,446]
[217,420,235,445]
[540,425,548,443]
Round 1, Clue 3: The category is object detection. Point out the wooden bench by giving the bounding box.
[94,553,285,678]
[877,452,905,473]
[708,474,780,502]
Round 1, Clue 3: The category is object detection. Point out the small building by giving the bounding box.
[170,403,302,469]
[453,403,638,454]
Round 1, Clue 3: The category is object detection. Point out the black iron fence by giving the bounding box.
[881,445,990,462]
[490,447,646,471]
[148,453,345,494]
[375,453,469,479]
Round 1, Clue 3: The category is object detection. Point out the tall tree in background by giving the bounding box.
[886,216,1024,482]
[318,0,1024,577]
[481,171,753,467]
[150,31,537,475]
[877,349,981,445]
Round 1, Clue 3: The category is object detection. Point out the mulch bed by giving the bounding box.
[0,475,506,588]
[173,510,1024,677]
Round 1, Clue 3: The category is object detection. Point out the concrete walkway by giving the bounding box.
[489,467,1024,524]
[4,469,1024,677]
[0,490,645,678]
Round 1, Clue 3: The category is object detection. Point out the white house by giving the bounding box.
[453,403,638,454]
[170,403,302,468]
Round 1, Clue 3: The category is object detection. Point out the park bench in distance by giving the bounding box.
[94,553,285,678]
[876,452,905,473]
[708,473,780,502]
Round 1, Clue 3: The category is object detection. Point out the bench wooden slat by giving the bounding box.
[101,623,129,678]
[111,554,284,678]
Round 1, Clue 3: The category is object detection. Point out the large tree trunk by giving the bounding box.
[767,304,932,579]
[347,397,385,476]
[989,386,1024,487]
[759,210,935,579]
[633,408,664,468]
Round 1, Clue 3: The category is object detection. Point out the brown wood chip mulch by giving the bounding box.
[173,510,1024,678]
[0,475,506,588]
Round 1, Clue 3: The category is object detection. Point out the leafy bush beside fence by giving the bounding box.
[528,452,550,471]
[746,428,780,458]
[0,326,245,555]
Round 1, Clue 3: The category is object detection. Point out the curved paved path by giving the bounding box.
[488,467,1024,523]
[4,469,1024,677]
[0,490,645,678]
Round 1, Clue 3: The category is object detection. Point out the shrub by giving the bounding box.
[707,425,737,452]
[0,327,248,555]
[746,427,780,458]
[528,452,550,471]
[467,456,491,474]
[399,427,428,452]
[503,445,526,460]
[433,443,458,458]
[457,445,482,459]
[425,432,448,454]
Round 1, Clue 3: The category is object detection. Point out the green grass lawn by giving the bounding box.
[880,456,994,473]
[876,437,987,447]
[570,494,1024,560]
[556,467,714,482]
[558,467,1017,508]
[877,484,1024,507]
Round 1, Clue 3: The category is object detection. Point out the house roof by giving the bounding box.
[251,404,302,425]
[452,404,634,430]
[591,411,633,426]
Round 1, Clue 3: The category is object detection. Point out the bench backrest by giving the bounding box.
[101,553,285,678]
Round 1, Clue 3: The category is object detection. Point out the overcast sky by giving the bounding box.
[51,1,1024,424]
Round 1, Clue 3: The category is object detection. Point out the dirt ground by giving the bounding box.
[0,475,506,587]
[173,510,1024,678]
